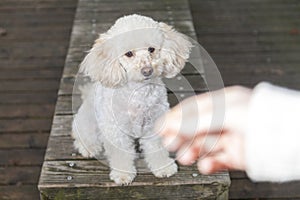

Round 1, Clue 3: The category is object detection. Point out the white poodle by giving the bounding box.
[72,14,192,185]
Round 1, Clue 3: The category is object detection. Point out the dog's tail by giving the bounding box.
[78,82,94,101]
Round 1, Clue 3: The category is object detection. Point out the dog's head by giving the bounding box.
[80,14,192,88]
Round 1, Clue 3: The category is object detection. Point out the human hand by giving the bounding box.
[156,86,252,174]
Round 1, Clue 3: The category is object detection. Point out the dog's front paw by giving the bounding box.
[109,170,136,185]
[152,162,178,178]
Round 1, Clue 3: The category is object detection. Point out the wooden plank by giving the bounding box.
[50,115,73,137]
[70,20,195,38]
[0,79,60,92]
[0,42,69,59]
[229,179,300,199]
[0,166,41,184]
[0,149,45,166]
[40,160,228,185]
[190,0,300,11]
[209,52,300,64]
[0,92,57,104]
[0,104,55,118]
[219,71,300,90]
[0,0,77,10]
[0,185,40,200]
[45,135,84,161]
[0,133,48,149]
[0,57,66,69]
[75,10,192,23]
[217,63,300,73]
[0,29,72,42]
[76,0,189,12]
[39,160,229,199]
[0,26,73,45]
[0,119,52,133]
[0,13,75,27]
[197,34,300,44]
[0,68,62,80]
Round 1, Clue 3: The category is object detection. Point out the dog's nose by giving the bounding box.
[141,67,153,77]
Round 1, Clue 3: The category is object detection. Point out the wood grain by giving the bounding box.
[39,160,230,199]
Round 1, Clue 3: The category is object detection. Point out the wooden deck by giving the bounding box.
[0,0,300,199]
[190,0,300,199]
[0,0,77,199]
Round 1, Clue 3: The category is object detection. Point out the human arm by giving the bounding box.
[156,82,300,182]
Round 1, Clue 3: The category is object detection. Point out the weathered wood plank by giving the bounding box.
[75,10,192,23]
[50,115,73,137]
[45,135,83,160]
[229,179,300,199]
[0,12,75,25]
[0,80,60,92]
[0,92,57,104]
[40,183,228,200]
[40,160,228,185]
[0,149,45,166]
[0,133,49,149]
[0,119,52,133]
[0,166,41,184]
[76,0,189,12]
[0,104,55,118]
[0,68,62,80]
[229,171,248,179]
[0,185,40,200]
[0,28,72,41]
[209,52,300,64]
[39,160,229,199]
[0,58,66,69]
[70,20,195,37]
[0,42,69,59]
[0,0,77,10]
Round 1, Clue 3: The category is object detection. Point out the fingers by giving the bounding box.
[196,132,246,174]
[176,134,223,165]
[197,153,230,174]
[176,136,205,165]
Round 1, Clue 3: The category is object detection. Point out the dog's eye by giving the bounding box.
[148,47,155,53]
[125,51,133,57]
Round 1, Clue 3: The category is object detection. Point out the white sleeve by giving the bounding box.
[245,82,300,182]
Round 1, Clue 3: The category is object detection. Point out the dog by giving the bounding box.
[72,14,192,185]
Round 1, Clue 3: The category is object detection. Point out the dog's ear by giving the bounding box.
[79,35,127,88]
[159,22,192,78]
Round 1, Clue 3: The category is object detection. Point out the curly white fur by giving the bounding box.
[72,14,192,185]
